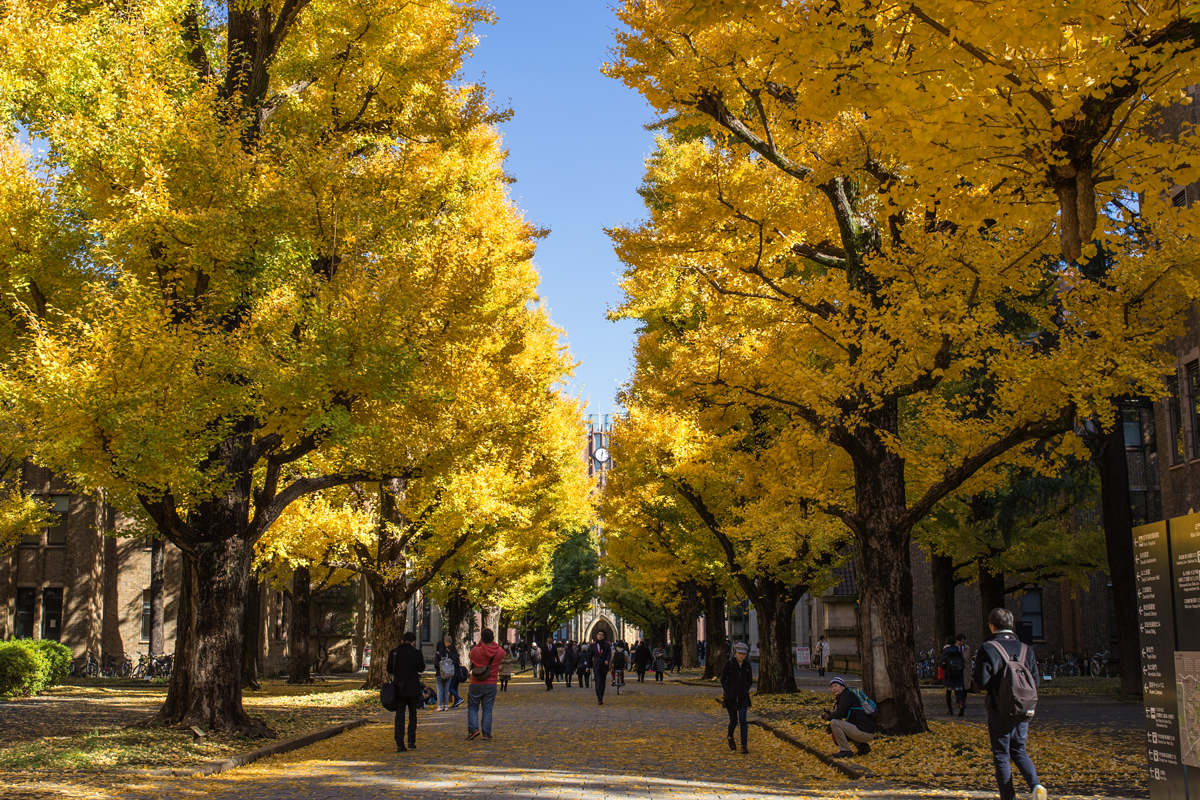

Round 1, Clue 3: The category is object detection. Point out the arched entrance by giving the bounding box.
[586,616,616,642]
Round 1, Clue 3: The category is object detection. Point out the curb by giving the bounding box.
[138,717,370,777]
[750,718,876,780]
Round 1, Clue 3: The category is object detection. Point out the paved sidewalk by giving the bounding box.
[122,676,843,800]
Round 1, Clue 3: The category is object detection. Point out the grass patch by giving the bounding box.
[0,679,375,772]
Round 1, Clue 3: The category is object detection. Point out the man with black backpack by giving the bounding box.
[973,607,1047,800]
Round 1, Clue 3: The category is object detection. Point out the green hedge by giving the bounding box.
[32,640,72,685]
[0,640,51,698]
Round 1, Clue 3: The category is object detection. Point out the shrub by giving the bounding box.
[0,640,51,699]
[32,640,73,685]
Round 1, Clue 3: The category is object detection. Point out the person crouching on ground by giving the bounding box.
[387,631,426,752]
[821,676,875,758]
[466,627,504,741]
[721,641,753,754]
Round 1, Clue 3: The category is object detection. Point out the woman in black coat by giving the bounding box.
[575,643,591,688]
[634,640,652,683]
[721,642,754,754]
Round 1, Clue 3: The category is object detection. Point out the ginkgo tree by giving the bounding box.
[606,0,1200,731]
[0,0,581,734]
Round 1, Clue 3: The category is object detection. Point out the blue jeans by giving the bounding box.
[987,713,1039,800]
[436,674,450,708]
[467,683,497,735]
[449,676,462,704]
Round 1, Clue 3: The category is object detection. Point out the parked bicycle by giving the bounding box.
[1090,650,1116,677]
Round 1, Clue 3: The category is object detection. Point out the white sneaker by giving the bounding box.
[1032,785,1048,800]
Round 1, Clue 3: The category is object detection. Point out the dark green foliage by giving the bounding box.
[0,640,52,698]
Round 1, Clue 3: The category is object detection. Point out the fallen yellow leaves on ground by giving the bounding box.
[755,692,1144,797]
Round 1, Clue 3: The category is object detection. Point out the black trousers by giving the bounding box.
[636,666,647,682]
[946,687,967,710]
[565,670,573,687]
[578,670,590,687]
[727,705,748,747]
[394,695,420,746]
[594,669,607,701]
[545,668,555,690]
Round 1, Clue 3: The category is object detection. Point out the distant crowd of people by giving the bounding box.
[385,607,1045,800]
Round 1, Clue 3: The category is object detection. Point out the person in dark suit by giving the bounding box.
[387,631,426,752]
[590,631,612,705]
[542,638,558,691]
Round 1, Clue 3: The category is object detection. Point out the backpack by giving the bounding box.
[943,647,965,678]
[613,650,627,669]
[849,687,878,716]
[985,640,1038,724]
[439,656,455,680]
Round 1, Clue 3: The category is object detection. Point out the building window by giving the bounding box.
[141,589,152,642]
[1189,362,1200,458]
[42,588,63,642]
[421,597,432,643]
[1174,188,1189,207]
[1021,590,1044,640]
[1170,375,1186,464]
[14,588,36,638]
[46,495,69,546]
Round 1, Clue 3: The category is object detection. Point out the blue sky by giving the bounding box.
[463,2,656,417]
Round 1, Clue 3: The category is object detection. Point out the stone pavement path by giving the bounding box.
[127,676,846,800]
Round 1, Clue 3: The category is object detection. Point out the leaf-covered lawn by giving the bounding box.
[0,679,375,771]
[754,691,1145,797]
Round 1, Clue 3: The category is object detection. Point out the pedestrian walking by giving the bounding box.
[590,631,612,704]
[672,640,683,673]
[973,608,1046,800]
[498,643,515,691]
[466,627,504,741]
[435,635,460,711]
[386,631,426,752]
[531,643,540,677]
[822,676,876,758]
[542,638,558,691]
[576,641,591,688]
[815,635,829,678]
[722,641,753,754]
[940,635,967,716]
[652,644,668,682]
[563,642,576,687]
[634,639,651,682]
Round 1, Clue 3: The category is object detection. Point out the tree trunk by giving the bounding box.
[753,580,799,694]
[149,537,165,657]
[851,404,926,733]
[701,586,728,681]
[364,584,408,690]
[444,584,473,661]
[158,561,192,723]
[497,608,511,643]
[1097,405,1143,696]
[481,605,501,637]
[978,562,1006,642]
[241,575,261,690]
[287,566,312,684]
[678,584,701,668]
[157,536,268,735]
[930,550,957,651]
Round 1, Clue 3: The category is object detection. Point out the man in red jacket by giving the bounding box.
[465,627,504,741]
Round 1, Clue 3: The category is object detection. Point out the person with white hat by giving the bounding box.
[721,642,754,754]
[820,676,876,758]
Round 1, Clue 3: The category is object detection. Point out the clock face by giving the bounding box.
[593,447,610,464]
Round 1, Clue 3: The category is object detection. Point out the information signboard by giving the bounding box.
[1169,512,1200,793]
[796,646,811,666]
[1134,520,1185,799]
